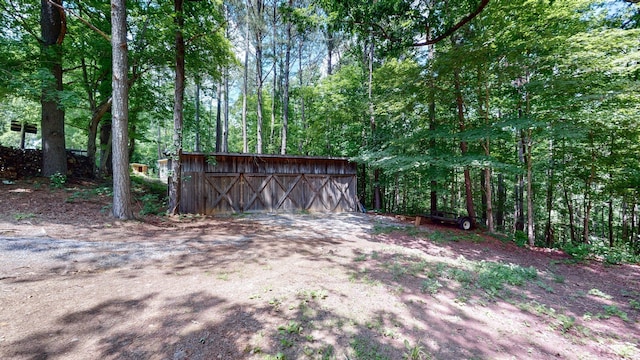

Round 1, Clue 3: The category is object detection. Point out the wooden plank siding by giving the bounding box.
[167,153,358,214]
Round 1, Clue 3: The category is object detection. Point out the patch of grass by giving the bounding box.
[317,345,335,360]
[629,299,640,310]
[408,259,429,276]
[448,267,474,286]
[588,288,612,300]
[388,261,408,281]
[601,305,629,322]
[372,223,428,238]
[611,342,639,359]
[354,253,367,262]
[420,278,443,295]
[474,261,537,297]
[563,242,592,262]
[278,321,303,335]
[552,273,565,283]
[14,213,36,221]
[349,336,391,360]
[216,271,231,281]
[428,230,458,243]
[536,280,554,293]
[557,314,576,334]
[372,223,405,235]
[428,262,447,279]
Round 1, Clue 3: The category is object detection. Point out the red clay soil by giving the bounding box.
[0,179,638,359]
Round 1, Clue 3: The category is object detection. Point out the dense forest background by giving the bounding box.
[1,0,639,256]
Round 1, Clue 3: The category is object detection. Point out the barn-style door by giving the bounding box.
[200,173,357,214]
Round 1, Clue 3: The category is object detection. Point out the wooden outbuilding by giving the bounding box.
[162,153,359,214]
[130,163,148,175]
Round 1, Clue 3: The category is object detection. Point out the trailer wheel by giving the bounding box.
[458,217,473,231]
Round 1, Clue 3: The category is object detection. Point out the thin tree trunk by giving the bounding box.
[255,0,264,154]
[269,3,278,152]
[169,0,185,215]
[582,132,596,243]
[497,173,505,230]
[477,67,493,232]
[88,98,112,176]
[195,82,201,152]
[369,32,382,210]
[242,0,250,153]
[40,0,67,177]
[281,0,292,155]
[297,37,306,154]
[453,66,476,221]
[622,199,629,244]
[222,3,230,153]
[545,138,555,247]
[111,0,133,219]
[429,97,437,215]
[99,123,112,177]
[564,182,577,244]
[561,138,576,243]
[525,129,535,246]
[325,24,334,76]
[215,82,222,152]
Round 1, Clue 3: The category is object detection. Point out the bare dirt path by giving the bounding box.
[0,181,639,359]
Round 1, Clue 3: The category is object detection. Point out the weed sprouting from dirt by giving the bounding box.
[403,339,431,360]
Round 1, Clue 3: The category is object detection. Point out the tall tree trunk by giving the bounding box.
[215,82,222,152]
[325,23,334,76]
[255,0,264,154]
[40,0,67,177]
[515,129,525,233]
[169,0,185,215]
[195,82,201,152]
[87,98,112,177]
[453,67,476,221]
[281,0,292,155]
[622,200,629,244]
[111,0,133,219]
[561,138,576,243]
[477,66,493,232]
[497,173,505,230]
[564,182,577,244]
[582,132,596,243]
[269,2,278,153]
[99,122,112,176]
[297,37,306,154]
[525,128,535,246]
[222,3,230,153]
[368,33,382,210]
[545,138,555,247]
[242,0,250,153]
[429,97,437,215]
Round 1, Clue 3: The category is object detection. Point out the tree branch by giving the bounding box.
[1,0,42,43]
[413,0,490,47]
[46,0,110,42]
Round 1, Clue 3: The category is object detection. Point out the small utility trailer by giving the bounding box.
[423,211,474,230]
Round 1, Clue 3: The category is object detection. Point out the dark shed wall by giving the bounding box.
[176,153,358,214]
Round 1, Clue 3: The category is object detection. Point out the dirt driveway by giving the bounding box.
[1,207,639,359]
